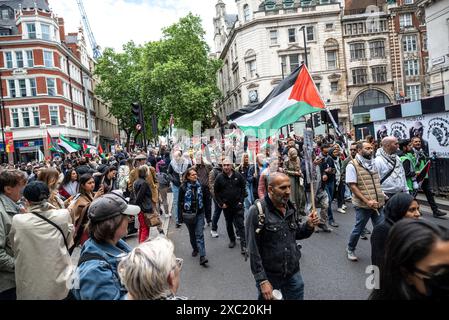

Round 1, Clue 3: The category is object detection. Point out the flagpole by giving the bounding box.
[303,64,348,152]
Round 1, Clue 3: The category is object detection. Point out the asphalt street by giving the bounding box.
[168,199,449,300]
[71,194,449,300]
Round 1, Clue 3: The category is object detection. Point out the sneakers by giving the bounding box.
[192,249,199,257]
[346,248,358,261]
[211,230,219,238]
[200,256,208,266]
[364,228,371,235]
[241,247,247,255]
[329,221,339,228]
[175,223,182,228]
[360,233,368,240]
[342,204,348,210]
[337,208,346,214]
[229,241,236,248]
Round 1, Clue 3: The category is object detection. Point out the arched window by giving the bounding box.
[353,89,391,113]
[243,4,251,22]
[324,39,339,70]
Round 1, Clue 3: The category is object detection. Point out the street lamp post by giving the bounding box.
[300,26,309,68]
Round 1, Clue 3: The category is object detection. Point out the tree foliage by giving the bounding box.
[94,13,222,143]
[94,41,143,146]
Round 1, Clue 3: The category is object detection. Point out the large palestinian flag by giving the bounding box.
[228,65,325,138]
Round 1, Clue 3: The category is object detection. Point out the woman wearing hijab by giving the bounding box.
[371,192,421,269]
[283,148,306,214]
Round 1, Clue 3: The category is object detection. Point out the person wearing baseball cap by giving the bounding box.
[71,190,140,300]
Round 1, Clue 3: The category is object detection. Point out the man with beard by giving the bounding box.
[345,141,385,261]
[246,172,320,300]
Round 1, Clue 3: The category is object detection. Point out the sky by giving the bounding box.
[49,0,237,54]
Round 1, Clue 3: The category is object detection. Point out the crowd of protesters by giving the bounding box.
[0,130,448,301]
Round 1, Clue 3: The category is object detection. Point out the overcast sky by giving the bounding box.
[49,0,237,54]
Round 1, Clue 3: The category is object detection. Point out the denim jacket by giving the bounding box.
[246,196,314,282]
[72,238,131,300]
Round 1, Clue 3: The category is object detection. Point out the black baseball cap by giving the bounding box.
[88,190,140,223]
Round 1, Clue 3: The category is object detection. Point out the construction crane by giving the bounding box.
[76,0,102,60]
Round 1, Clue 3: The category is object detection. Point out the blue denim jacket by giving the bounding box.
[72,238,131,300]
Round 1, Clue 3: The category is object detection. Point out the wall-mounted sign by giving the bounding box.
[5,132,14,153]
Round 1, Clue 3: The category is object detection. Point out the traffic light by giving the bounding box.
[131,102,143,131]
[313,113,321,127]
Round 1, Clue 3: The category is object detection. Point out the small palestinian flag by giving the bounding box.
[228,65,324,138]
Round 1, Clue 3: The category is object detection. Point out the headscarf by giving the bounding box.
[384,192,415,223]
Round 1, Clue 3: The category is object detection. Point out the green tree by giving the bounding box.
[140,13,222,133]
[94,41,143,147]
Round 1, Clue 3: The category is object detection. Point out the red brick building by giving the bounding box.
[388,0,429,102]
[0,0,101,163]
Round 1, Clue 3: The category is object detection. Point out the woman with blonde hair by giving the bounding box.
[38,168,65,209]
[118,236,186,300]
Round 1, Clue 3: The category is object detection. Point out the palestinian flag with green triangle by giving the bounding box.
[228,65,325,138]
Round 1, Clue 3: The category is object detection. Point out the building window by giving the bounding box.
[350,43,366,60]
[244,4,251,22]
[289,54,300,72]
[15,51,23,68]
[27,23,36,39]
[26,50,34,67]
[352,68,368,85]
[326,23,334,30]
[49,106,59,125]
[405,59,419,76]
[247,60,257,79]
[316,82,321,92]
[32,107,39,126]
[44,50,53,67]
[404,0,414,4]
[19,79,26,97]
[403,35,417,52]
[327,50,337,70]
[29,79,37,96]
[331,81,338,92]
[47,78,56,96]
[41,23,51,40]
[270,30,278,45]
[288,28,296,43]
[369,40,385,58]
[400,13,413,28]
[265,0,276,10]
[422,33,427,51]
[283,0,294,9]
[11,108,19,127]
[8,80,16,98]
[306,26,315,41]
[406,85,421,101]
[21,108,30,127]
[1,8,11,20]
[372,65,387,83]
[5,52,12,68]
